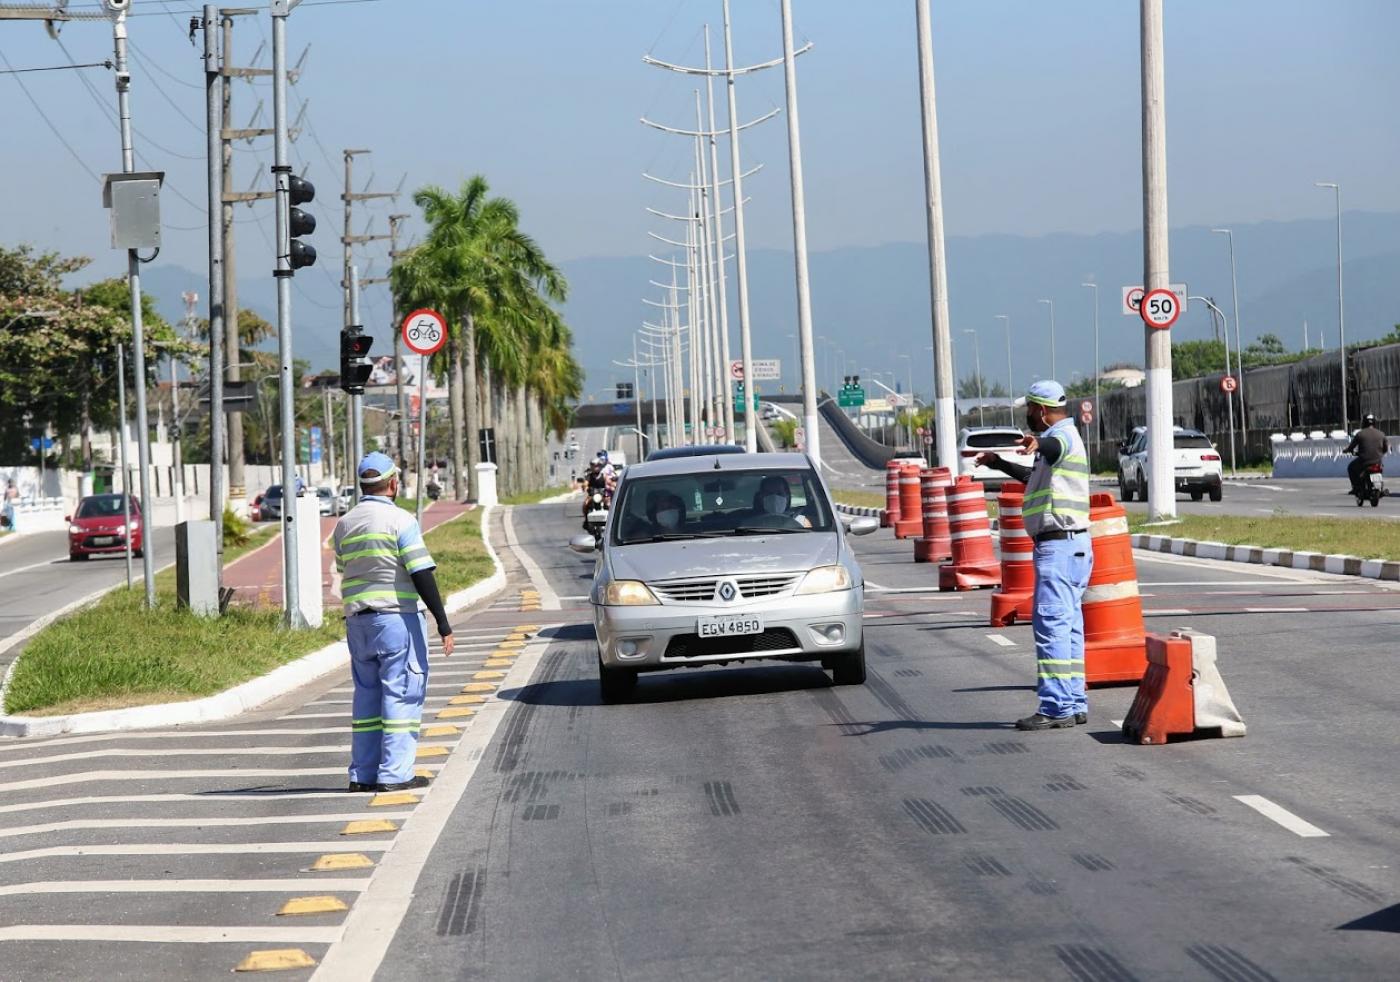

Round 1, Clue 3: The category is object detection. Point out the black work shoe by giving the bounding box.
[1015,712,1077,731]
[1074,712,1088,725]
[348,781,377,793]
[376,775,432,792]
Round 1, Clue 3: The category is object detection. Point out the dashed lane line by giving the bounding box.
[0,841,396,865]
[0,813,415,840]
[1143,608,1193,616]
[1244,606,1309,613]
[0,924,344,944]
[1234,794,1330,838]
[985,634,1016,647]
[0,878,371,897]
[0,764,441,794]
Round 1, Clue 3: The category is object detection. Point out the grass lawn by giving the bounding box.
[501,485,572,505]
[3,508,494,717]
[832,489,885,509]
[1128,513,1400,562]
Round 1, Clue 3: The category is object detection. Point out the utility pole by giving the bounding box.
[201,6,226,571]
[349,265,365,476]
[105,1,157,608]
[778,0,820,466]
[1141,0,1175,519]
[1081,282,1101,457]
[913,0,958,474]
[369,213,412,471]
[1037,298,1057,378]
[340,150,397,328]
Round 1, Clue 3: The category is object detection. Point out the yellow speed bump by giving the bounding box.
[482,659,512,669]
[306,853,374,872]
[497,640,526,649]
[472,671,506,681]
[422,724,459,737]
[370,791,421,807]
[438,707,477,719]
[520,604,542,612]
[277,895,349,916]
[505,632,528,641]
[459,683,497,693]
[415,768,435,779]
[416,745,450,759]
[513,624,539,633]
[341,819,397,836]
[234,949,317,972]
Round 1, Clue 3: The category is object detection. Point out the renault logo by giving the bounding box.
[716,579,738,602]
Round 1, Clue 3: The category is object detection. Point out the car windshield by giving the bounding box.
[75,494,132,519]
[964,431,1022,449]
[1175,435,1214,449]
[266,485,284,499]
[613,468,834,544]
[317,488,333,499]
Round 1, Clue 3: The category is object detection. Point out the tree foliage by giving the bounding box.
[957,373,1009,399]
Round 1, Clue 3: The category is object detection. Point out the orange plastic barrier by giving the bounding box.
[1123,629,1246,744]
[894,463,924,539]
[1084,492,1148,686]
[881,460,901,529]
[913,467,953,563]
[989,482,1033,625]
[938,475,1002,590]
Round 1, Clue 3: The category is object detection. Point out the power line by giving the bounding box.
[0,45,101,182]
[0,59,112,74]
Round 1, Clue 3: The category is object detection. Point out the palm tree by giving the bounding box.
[393,176,574,500]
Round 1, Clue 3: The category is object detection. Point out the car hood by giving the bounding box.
[73,516,132,529]
[609,532,840,583]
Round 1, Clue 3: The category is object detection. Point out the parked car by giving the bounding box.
[570,451,878,702]
[958,426,1035,487]
[645,444,746,462]
[316,486,338,516]
[259,479,306,521]
[1117,425,1223,502]
[249,493,264,522]
[68,493,142,561]
[338,486,354,512]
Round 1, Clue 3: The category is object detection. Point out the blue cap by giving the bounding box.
[1026,379,1067,408]
[357,451,398,481]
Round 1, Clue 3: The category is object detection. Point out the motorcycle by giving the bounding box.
[1354,462,1385,508]
[425,480,442,502]
[582,488,610,549]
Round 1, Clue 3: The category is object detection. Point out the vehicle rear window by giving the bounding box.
[1174,435,1214,449]
[612,468,833,544]
[965,432,1023,449]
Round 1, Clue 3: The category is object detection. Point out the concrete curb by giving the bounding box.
[0,504,507,739]
[1131,533,1400,582]
[834,502,883,519]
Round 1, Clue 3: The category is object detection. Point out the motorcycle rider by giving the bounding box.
[582,453,615,530]
[1344,413,1387,497]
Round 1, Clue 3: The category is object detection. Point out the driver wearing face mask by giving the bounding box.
[754,475,812,528]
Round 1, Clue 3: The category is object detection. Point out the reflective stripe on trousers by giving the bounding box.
[1031,536,1093,719]
[347,611,429,785]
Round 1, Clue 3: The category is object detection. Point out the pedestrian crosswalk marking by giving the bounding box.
[0,813,413,840]
[0,878,372,896]
[277,895,349,916]
[235,948,318,972]
[0,842,395,865]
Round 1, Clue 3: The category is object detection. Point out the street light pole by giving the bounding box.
[995,314,1013,427]
[1315,183,1347,431]
[1211,228,1248,455]
[1037,299,1057,379]
[1189,296,1236,477]
[897,353,914,448]
[963,330,984,426]
[1080,283,1101,457]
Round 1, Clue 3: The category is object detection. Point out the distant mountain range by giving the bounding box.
[130,211,1399,396]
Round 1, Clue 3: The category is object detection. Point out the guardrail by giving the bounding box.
[818,398,898,470]
[1270,436,1400,478]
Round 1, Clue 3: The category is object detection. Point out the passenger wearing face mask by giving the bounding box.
[648,491,686,534]
[752,475,812,528]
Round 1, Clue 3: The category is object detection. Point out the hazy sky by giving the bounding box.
[3,0,1397,333]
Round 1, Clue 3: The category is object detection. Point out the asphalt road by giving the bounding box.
[377,502,1400,980]
[1120,477,1400,521]
[3,501,1398,980]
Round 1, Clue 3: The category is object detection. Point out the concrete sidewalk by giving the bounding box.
[223,501,475,610]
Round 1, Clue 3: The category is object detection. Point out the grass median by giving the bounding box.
[501,485,571,506]
[1129,513,1400,562]
[3,507,493,717]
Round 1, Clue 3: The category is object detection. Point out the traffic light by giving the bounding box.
[616,382,634,400]
[340,328,373,395]
[287,174,317,271]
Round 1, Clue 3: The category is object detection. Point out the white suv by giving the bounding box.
[1117,426,1223,502]
[958,426,1035,487]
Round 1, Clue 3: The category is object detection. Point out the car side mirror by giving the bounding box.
[847,516,879,536]
[568,533,597,554]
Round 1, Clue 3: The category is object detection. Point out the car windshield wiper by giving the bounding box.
[731,525,809,535]
[623,531,730,544]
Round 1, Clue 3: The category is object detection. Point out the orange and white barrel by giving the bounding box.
[989,481,1034,625]
[882,460,902,528]
[1084,492,1148,685]
[938,475,1002,591]
[894,463,924,539]
[913,466,953,563]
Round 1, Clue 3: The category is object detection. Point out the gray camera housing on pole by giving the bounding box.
[102,171,164,250]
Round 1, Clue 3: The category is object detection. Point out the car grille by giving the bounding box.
[663,628,801,660]
[651,573,802,604]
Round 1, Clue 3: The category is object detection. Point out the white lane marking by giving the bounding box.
[0,924,344,944]
[0,792,367,816]
[1110,719,1124,728]
[0,813,413,840]
[0,728,351,754]
[0,743,457,770]
[0,841,396,865]
[985,634,1016,647]
[1133,552,1330,582]
[864,584,959,595]
[1234,794,1330,838]
[0,764,440,794]
[0,878,371,897]
[281,711,368,721]
[1142,580,1331,587]
[1244,606,1308,613]
[0,557,72,581]
[503,507,560,609]
[1144,608,1193,616]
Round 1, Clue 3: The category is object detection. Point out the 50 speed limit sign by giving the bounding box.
[1139,288,1181,330]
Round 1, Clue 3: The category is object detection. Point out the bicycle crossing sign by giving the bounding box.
[402,308,448,356]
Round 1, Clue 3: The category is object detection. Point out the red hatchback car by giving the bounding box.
[68,493,143,561]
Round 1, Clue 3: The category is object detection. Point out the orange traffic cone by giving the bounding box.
[938,475,1002,590]
[1122,630,1246,744]
[913,467,953,563]
[1084,492,1148,686]
[881,460,901,529]
[894,463,924,539]
[989,482,1033,625]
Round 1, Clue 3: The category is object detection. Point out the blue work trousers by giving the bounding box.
[347,611,429,785]
[1031,535,1093,719]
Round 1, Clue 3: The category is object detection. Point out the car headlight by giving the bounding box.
[796,565,853,595]
[603,580,658,606]
[69,524,83,535]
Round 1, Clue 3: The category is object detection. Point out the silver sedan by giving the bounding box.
[570,452,877,702]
